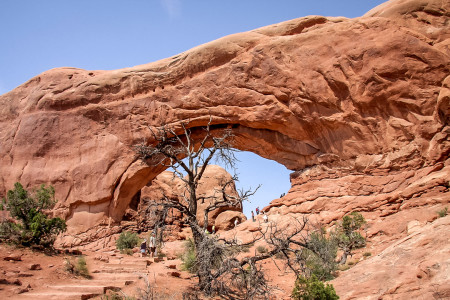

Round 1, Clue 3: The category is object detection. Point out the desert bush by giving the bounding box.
[275,251,286,260]
[337,264,350,271]
[75,256,91,278]
[0,221,21,242]
[292,275,339,300]
[0,182,66,247]
[437,207,448,218]
[116,231,139,251]
[228,243,252,255]
[332,212,366,265]
[363,252,372,257]
[65,256,91,279]
[256,245,268,254]
[121,248,134,256]
[64,258,75,273]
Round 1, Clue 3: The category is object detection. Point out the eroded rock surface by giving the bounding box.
[332,216,450,300]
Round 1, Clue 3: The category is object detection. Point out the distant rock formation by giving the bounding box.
[0,0,448,246]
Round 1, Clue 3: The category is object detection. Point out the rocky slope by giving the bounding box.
[332,215,450,299]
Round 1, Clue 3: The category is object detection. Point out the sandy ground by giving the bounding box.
[0,241,298,299]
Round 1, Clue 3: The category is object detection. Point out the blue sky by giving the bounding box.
[0,0,387,217]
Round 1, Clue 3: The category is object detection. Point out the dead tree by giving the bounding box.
[134,120,332,298]
[135,119,259,292]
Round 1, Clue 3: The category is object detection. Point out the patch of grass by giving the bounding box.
[338,264,350,271]
[437,207,448,218]
[347,260,355,266]
[180,238,197,273]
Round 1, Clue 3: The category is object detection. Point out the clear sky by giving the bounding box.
[0,0,387,217]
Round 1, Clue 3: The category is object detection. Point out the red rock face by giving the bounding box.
[0,0,448,243]
[332,216,450,299]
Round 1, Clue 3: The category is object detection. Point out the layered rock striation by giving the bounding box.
[0,0,448,242]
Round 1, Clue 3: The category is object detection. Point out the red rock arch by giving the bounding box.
[0,0,448,236]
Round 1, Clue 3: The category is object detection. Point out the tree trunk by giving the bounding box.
[339,250,349,265]
[190,224,212,293]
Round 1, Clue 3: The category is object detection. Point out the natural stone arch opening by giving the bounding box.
[216,151,292,218]
[108,122,316,223]
[122,149,292,227]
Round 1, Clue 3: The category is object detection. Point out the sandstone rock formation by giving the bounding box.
[0,0,448,249]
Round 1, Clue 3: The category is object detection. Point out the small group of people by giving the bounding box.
[205,225,216,234]
[251,207,268,223]
[140,232,157,257]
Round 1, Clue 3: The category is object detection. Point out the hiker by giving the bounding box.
[251,211,255,222]
[212,225,216,234]
[234,218,238,228]
[140,239,147,257]
[149,233,156,258]
[263,212,268,223]
[256,207,260,215]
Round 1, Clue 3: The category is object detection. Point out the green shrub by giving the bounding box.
[437,207,448,218]
[292,275,339,300]
[0,183,66,247]
[363,252,372,257]
[256,245,268,254]
[332,212,366,265]
[180,238,197,273]
[116,231,139,251]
